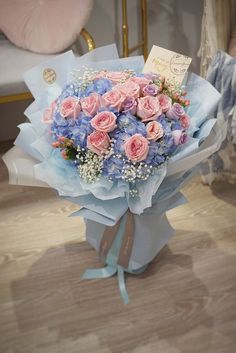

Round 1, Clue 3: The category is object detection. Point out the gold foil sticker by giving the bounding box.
[43,68,56,84]
[143,45,192,84]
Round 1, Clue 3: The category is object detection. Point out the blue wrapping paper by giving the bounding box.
[2,45,224,302]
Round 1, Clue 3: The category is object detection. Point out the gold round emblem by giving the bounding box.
[170,54,190,76]
[43,68,56,84]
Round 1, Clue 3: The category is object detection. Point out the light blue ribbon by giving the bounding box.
[118,265,129,304]
[83,266,117,279]
[82,211,147,304]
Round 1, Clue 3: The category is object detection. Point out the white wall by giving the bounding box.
[0,0,203,141]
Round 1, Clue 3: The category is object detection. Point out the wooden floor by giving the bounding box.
[0,141,236,353]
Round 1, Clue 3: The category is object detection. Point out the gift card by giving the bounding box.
[143,45,192,84]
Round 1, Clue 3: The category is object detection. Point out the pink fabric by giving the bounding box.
[0,0,93,54]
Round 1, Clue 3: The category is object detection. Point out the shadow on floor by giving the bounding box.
[5,230,225,353]
[211,180,236,206]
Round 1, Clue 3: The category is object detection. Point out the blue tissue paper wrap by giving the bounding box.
[3,45,223,303]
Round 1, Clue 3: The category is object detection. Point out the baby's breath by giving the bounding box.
[129,188,139,197]
[69,67,99,92]
[77,150,104,183]
[121,162,154,183]
[124,69,135,79]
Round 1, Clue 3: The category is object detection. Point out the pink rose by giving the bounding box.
[124,134,149,162]
[42,100,57,124]
[172,130,187,145]
[166,103,185,120]
[142,84,159,97]
[80,92,103,116]
[102,90,125,111]
[122,97,137,115]
[158,94,172,112]
[137,96,162,122]
[113,81,140,99]
[146,121,164,140]
[179,114,190,129]
[91,111,117,132]
[59,97,81,119]
[87,131,110,155]
[129,76,151,90]
[105,71,129,84]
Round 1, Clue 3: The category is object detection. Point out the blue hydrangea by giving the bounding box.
[145,141,166,166]
[158,115,171,133]
[97,106,119,116]
[51,113,76,139]
[51,112,93,148]
[157,115,176,154]
[160,134,176,155]
[71,116,93,148]
[84,78,113,96]
[103,156,124,180]
[113,132,130,154]
[117,113,147,136]
[171,120,182,131]
[72,116,93,148]
[58,85,79,101]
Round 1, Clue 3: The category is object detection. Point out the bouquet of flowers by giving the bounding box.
[48,69,190,193]
[3,45,223,303]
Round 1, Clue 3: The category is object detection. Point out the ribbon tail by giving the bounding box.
[82,266,117,279]
[118,266,129,304]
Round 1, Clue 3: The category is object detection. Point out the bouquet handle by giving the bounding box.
[83,210,146,304]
